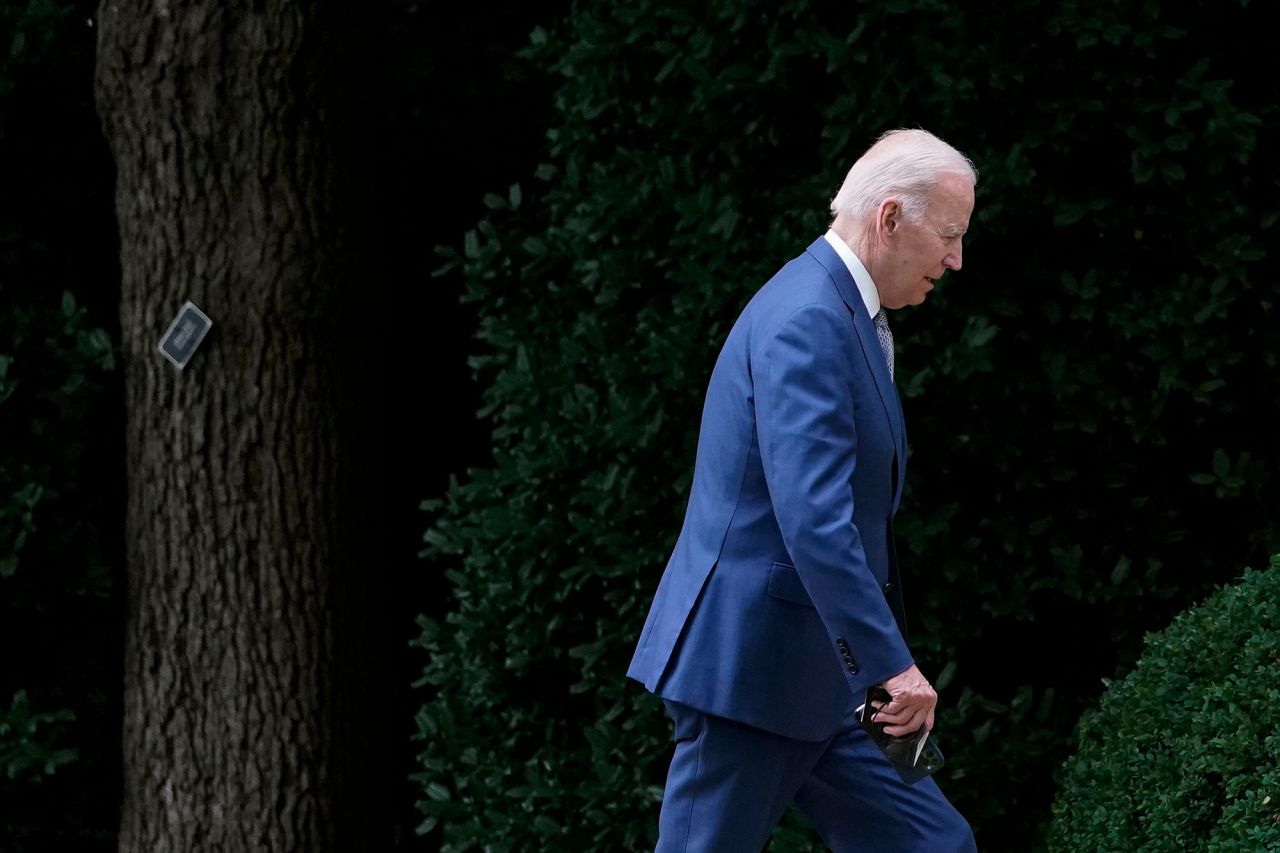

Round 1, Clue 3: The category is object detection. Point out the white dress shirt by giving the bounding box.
[822,229,880,318]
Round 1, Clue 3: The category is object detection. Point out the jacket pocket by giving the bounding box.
[767,562,815,608]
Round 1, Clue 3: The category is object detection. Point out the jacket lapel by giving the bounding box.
[804,238,906,467]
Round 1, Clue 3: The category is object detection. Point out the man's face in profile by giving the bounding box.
[878,173,974,310]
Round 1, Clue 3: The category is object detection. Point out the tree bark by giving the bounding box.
[95,2,377,849]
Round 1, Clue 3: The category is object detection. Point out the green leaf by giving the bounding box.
[1212,449,1230,478]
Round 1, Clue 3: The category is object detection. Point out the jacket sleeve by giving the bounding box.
[754,302,913,699]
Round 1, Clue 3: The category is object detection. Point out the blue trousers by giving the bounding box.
[657,701,977,852]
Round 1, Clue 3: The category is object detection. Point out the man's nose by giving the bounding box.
[944,241,963,271]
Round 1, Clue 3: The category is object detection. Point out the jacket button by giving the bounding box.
[883,582,894,594]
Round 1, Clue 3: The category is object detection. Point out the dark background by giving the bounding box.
[3,1,1278,850]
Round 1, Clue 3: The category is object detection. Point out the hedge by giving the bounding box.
[1049,555,1280,852]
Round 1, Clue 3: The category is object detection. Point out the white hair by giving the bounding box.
[830,128,977,223]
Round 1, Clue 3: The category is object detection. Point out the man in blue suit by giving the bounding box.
[628,128,979,851]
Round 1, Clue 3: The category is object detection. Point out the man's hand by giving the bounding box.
[871,664,937,737]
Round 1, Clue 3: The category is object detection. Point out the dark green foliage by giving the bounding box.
[0,290,118,849]
[2,1,122,847]
[0,0,71,101]
[0,691,76,781]
[1049,556,1280,852]
[414,1,1279,849]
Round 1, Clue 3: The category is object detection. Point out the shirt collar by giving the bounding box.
[823,229,880,317]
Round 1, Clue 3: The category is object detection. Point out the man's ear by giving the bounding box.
[877,199,902,239]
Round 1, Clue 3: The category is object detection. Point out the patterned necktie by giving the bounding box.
[873,308,894,381]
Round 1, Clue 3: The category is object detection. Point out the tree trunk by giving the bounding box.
[95,2,378,849]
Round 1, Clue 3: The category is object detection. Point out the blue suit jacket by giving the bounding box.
[628,237,914,742]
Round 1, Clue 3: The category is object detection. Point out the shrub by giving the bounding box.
[1049,556,1280,852]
